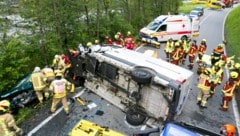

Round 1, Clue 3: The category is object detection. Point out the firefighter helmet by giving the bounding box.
[114,34,119,40]
[175,42,180,47]
[55,71,63,77]
[127,31,131,36]
[168,37,173,41]
[86,42,92,47]
[0,100,10,112]
[202,39,206,42]
[224,124,236,136]
[230,71,238,79]
[218,43,224,48]
[95,40,99,44]
[33,66,41,73]
[235,63,240,69]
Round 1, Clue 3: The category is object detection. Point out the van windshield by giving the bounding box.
[146,21,160,31]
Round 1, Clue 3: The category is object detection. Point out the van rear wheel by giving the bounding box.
[181,36,188,41]
[126,108,146,126]
[131,68,152,84]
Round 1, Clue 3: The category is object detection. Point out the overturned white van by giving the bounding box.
[139,15,200,42]
[67,45,194,126]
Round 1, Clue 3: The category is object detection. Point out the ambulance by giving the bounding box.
[139,15,200,42]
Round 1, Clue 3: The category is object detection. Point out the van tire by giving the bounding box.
[131,68,152,84]
[181,36,188,41]
[126,108,146,126]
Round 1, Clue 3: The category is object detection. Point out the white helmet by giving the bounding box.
[33,67,41,72]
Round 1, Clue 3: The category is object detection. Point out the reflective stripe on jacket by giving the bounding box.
[30,72,46,91]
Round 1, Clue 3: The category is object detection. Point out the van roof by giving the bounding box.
[95,48,193,86]
[154,15,190,23]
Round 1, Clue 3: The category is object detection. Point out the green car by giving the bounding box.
[0,73,36,110]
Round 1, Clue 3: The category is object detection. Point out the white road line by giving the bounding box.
[27,88,86,136]
[222,7,240,136]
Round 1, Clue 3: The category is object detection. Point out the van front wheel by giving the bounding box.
[181,36,188,41]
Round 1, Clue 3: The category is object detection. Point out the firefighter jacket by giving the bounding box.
[164,41,174,53]
[183,41,190,53]
[222,80,238,97]
[171,47,183,60]
[52,58,65,71]
[211,47,224,60]
[49,78,73,98]
[0,113,21,136]
[198,44,207,55]
[189,43,198,56]
[42,67,55,79]
[30,72,46,91]
[197,73,210,91]
[209,67,223,84]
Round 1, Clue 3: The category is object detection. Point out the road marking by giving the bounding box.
[223,7,240,136]
[199,11,213,26]
[27,88,86,136]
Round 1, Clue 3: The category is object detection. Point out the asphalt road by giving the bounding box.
[20,4,240,136]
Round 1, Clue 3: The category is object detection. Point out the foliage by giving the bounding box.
[225,6,240,61]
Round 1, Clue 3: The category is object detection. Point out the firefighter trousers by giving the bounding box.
[197,89,210,107]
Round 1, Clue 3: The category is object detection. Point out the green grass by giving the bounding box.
[179,3,208,14]
[15,107,35,124]
[225,6,240,61]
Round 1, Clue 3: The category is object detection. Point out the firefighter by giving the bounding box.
[220,124,236,136]
[209,63,224,96]
[0,100,23,136]
[170,42,183,65]
[211,43,225,66]
[52,54,65,73]
[188,40,198,69]
[182,39,191,65]
[220,71,239,111]
[164,37,174,62]
[197,39,207,63]
[30,67,49,104]
[42,66,55,86]
[114,32,124,46]
[49,71,75,115]
[124,31,134,50]
[197,69,211,108]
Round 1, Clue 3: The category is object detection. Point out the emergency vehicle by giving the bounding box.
[67,45,194,127]
[139,15,200,42]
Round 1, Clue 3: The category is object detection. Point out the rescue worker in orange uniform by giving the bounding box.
[124,31,134,50]
[220,124,236,136]
[221,71,239,111]
[0,100,23,136]
[170,42,183,65]
[164,37,174,62]
[30,67,49,104]
[197,69,211,108]
[105,36,113,45]
[182,39,191,65]
[211,43,225,66]
[197,39,207,63]
[49,71,75,115]
[188,40,198,70]
[209,63,224,96]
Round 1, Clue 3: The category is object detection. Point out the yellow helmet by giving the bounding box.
[33,66,41,72]
[235,63,240,69]
[56,72,63,77]
[218,43,224,48]
[175,42,180,47]
[202,39,206,42]
[95,40,99,44]
[127,31,131,36]
[178,39,182,43]
[114,34,119,39]
[86,42,92,47]
[168,37,173,41]
[0,100,10,112]
[230,71,238,79]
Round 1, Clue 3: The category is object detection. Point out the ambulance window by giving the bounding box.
[157,25,167,32]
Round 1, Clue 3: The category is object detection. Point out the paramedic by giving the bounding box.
[164,37,174,62]
[197,39,207,63]
[170,42,183,65]
[188,40,198,70]
[221,71,239,111]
